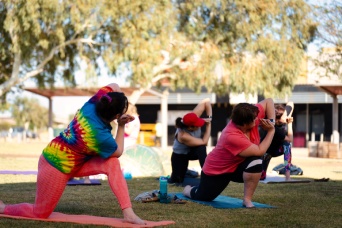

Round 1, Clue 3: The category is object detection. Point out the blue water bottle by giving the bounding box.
[122,169,132,180]
[159,176,168,203]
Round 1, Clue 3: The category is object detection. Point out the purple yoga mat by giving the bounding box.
[0,170,38,175]
[67,179,101,185]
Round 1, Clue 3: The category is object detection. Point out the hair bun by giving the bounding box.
[102,94,112,103]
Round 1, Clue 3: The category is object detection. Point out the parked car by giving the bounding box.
[10,127,37,139]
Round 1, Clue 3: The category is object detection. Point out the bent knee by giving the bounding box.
[245,159,262,173]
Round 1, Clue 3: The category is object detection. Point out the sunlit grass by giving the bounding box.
[1,178,342,227]
[1,142,342,227]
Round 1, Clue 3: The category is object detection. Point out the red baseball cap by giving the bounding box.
[182,112,205,127]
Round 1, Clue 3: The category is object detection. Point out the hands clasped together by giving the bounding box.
[259,119,275,132]
[117,114,135,126]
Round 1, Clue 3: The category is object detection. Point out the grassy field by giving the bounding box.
[1,142,342,227]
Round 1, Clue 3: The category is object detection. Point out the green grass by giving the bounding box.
[1,178,342,228]
[1,143,342,227]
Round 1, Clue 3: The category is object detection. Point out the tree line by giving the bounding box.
[0,0,341,130]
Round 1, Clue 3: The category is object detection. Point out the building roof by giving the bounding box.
[318,85,342,96]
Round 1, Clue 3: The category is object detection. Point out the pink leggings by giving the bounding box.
[4,155,131,218]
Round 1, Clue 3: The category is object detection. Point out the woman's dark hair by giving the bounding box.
[96,92,128,122]
[231,103,259,126]
[175,117,187,129]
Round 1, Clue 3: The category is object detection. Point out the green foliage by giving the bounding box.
[0,121,12,131]
[310,1,342,80]
[0,0,317,101]
[11,96,48,129]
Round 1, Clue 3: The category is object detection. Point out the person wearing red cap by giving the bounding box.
[182,98,275,208]
[169,98,212,185]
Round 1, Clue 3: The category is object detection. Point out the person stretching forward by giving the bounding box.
[0,83,145,225]
[183,98,275,208]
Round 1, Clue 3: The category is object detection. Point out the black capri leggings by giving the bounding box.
[170,145,207,183]
[190,156,262,201]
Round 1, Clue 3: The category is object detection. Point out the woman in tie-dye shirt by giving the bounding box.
[0,83,146,225]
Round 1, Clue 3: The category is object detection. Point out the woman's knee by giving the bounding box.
[191,187,217,201]
[245,157,263,173]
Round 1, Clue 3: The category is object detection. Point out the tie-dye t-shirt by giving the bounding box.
[42,86,118,174]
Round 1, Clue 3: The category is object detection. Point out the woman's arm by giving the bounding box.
[239,119,275,157]
[284,117,293,142]
[107,83,122,92]
[111,114,135,158]
[258,98,275,120]
[192,98,212,118]
[89,83,122,103]
[178,121,211,147]
[239,99,275,157]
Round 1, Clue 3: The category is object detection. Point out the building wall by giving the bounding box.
[137,90,342,148]
[137,103,234,146]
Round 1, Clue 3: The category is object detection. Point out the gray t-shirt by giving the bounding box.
[172,128,201,155]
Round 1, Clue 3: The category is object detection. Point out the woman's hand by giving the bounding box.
[259,119,275,131]
[286,117,294,124]
[117,114,135,126]
[202,118,212,123]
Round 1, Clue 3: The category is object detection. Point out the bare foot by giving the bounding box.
[0,200,5,213]
[182,185,193,198]
[122,208,146,225]
[242,200,255,208]
[285,171,291,181]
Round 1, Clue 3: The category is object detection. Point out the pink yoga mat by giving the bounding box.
[0,212,175,227]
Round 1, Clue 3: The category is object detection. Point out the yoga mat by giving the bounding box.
[174,193,274,209]
[180,177,200,187]
[155,176,200,187]
[0,212,175,227]
[259,174,311,184]
[0,170,38,175]
[67,179,102,186]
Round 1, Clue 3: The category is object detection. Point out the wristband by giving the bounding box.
[208,115,212,119]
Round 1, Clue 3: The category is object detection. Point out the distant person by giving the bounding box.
[169,98,212,185]
[154,121,162,147]
[260,102,294,181]
[183,98,275,208]
[124,102,140,149]
[0,83,146,225]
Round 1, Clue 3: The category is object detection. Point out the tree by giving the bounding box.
[11,97,49,130]
[310,0,342,80]
[0,0,316,102]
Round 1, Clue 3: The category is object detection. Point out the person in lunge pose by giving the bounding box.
[183,98,275,208]
[0,83,146,225]
[260,102,294,181]
[169,98,212,185]
[123,102,140,149]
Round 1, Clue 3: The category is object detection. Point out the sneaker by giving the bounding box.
[260,171,266,180]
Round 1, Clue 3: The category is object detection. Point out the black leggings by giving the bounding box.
[190,156,262,201]
[170,145,207,183]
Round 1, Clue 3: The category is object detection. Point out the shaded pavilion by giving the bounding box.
[24,86,170,149]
